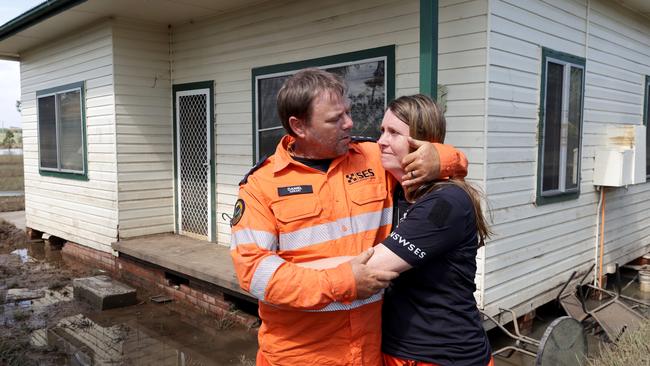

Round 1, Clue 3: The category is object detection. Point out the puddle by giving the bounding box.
[10,248,33,263]
[45,305,258,365]
[1,236,258,365]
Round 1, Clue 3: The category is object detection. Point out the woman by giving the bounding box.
[371,94,493,366]
[302,94,492,365]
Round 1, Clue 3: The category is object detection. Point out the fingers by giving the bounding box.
[350,247,374,265]
[407,136,426,149]
[372,269,399,282]
[401,171,424,188]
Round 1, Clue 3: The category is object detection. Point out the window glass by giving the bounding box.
[58,90,83,171]
[36,82,85,177]
[258,76,290,131]
[258,127,286,159]
[255,55,388,159]
[542,62,563,192]
[538,49,585,203]
[38,95,57,169]
[566,66,583,190]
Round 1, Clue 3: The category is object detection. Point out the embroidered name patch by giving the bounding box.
[278,185,313,196]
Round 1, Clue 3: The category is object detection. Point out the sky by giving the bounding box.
[0,0,46,129]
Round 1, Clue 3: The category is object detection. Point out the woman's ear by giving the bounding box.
[288,116,306,138]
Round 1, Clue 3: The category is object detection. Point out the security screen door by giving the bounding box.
[175,88,212,241]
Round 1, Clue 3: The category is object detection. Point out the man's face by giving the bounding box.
[298,91,353,159]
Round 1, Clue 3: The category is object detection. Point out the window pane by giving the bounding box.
[58,90,83,172]
[327,60,385,139]
[565,66,583,190]
[258,128,285,159]
[38,95,58,169]
[258,76,290,130]
[542,62,564,192]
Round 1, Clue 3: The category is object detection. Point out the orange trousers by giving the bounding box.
[382,353,494,366]
[257,350,495,365]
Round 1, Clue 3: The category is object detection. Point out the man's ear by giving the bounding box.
[288,116,307,138]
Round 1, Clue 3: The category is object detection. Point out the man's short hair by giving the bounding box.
[277,68,347,136]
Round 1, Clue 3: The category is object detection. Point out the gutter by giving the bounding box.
[0,0,87,42]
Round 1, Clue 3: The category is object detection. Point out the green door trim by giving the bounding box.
[172,81,217,242]
[420,0,438,100]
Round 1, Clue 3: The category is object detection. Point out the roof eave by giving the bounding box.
[0,0,88,43]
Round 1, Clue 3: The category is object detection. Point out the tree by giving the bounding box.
[2,129,15,148]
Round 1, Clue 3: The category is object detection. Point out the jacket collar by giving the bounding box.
[272,135,360,173]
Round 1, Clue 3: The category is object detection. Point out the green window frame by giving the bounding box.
[537,48,585,205]
[36,81,88,180]
[251,45,395,162]
[644,75,650,178]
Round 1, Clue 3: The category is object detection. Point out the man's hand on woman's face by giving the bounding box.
[401,137,440,188]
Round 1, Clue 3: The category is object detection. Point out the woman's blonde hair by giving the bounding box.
[388,94,492,247]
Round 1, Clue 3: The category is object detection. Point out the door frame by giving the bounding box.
[172,81,216,242]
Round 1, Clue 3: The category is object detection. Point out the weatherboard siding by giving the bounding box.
[112,19,174,239]
[482,0,650,315]
[172,0,436,246]
[20,21,118,252]
[437,0,489,303]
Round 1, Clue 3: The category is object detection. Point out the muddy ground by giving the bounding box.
[0,219,87,365]
[2,217,648,366]
[0,219,258,366]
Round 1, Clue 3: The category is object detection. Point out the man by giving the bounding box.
[230,68,467,365]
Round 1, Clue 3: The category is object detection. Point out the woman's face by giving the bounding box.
[377,109,410,179]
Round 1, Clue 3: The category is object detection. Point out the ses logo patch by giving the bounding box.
[345,168,375,184]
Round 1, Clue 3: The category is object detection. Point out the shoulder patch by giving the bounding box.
[239,155,268,186]
[351,135,377,143]
[428,198,452,228]
[230,199,245,226]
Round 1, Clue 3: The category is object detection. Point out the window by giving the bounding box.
[37,81,87,179]
[645,75,650,177]
[537,48,585,204]
[252,46,395,161]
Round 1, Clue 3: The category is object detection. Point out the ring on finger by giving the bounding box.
[410,171,416,179]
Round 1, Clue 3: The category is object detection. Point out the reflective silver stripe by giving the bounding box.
[230,229,278,250]
[279,208,393,251]
[304,291,383,312]
[250,255,285,300]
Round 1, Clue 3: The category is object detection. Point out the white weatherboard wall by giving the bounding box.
[21,21,118,253]
[483,0,650,315]
[112,19,174,239]
[172,0,431,246]
[438,0,489,303]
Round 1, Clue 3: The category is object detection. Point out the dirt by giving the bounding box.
[1,226,92,365]
[0,219,24,248]
[0,220,258,366]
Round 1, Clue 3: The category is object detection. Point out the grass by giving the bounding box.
[0,196,24,212]
[0,154,24,212]
[586,319,650,366]
[0,155,24,190]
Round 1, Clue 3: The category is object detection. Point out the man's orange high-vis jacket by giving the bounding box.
[230,135,467,366]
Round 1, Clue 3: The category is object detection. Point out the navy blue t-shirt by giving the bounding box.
[381,184,491,366]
